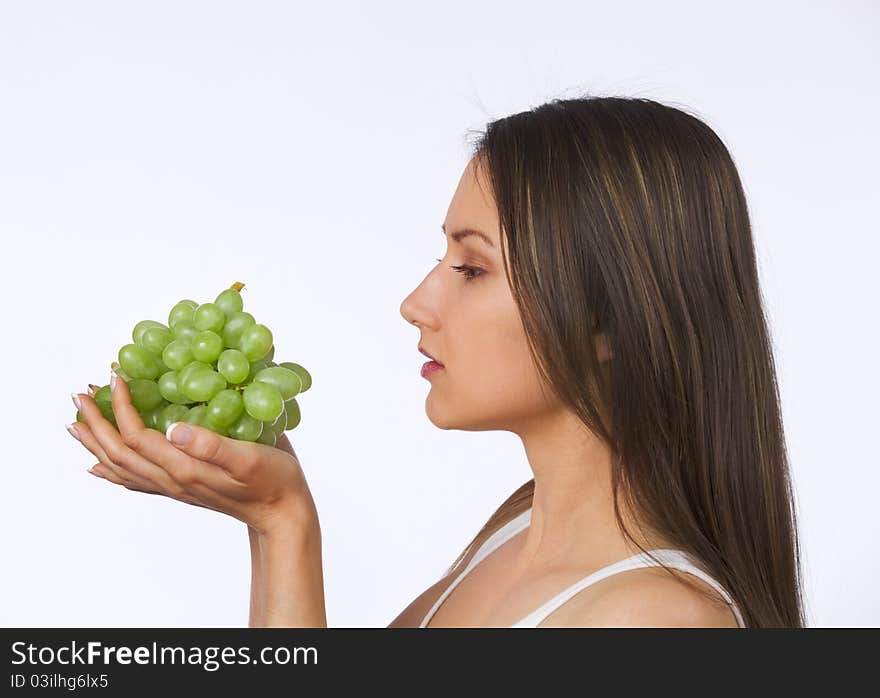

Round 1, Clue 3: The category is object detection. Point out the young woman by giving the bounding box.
[68,96,805,628]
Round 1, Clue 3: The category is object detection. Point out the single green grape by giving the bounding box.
[132,320,166,346]
[94,384,111,405]
[266,410,287,438]
[168,300,198,328]
[242,381,284,422]
[217,349,249,384]
[152,353,170,376]
[128,378,164,412]
[203,415,230,437]
[159,403,190,434]
[279,362,312,393]
[264,344,275,362]
[118,344,161,380]
[191,330,224,363]
[221,311,255,349]
[93,385,116,425]
[256,428,276,446]
[171,320,199,343]
[179,361,213,386]
[284,397,301,430]
[157,371,189,404]
[162,339,195,371]
[227,412,262,441]
[183,405,210,428]
[246,359,270,382]
[180,368,227,403]
[193,303,225,333]
[215,287,244,317]
[239,324,273,361]
[140,401,169,430]
[254,366,301,400]
[141,326,173,355]
[206,389,244,428]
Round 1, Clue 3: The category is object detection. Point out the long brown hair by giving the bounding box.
[442,95,805,628]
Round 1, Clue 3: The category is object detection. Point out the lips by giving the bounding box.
[418,346,443,366]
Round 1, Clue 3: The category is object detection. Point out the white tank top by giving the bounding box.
[419,507,746,628]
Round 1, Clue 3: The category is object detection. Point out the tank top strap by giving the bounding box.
[511,548,746,628]
[419,508,532,628]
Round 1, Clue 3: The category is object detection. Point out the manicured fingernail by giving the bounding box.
[110,373,117,391]
[66,423,81,441]
[71,393,82,410]
[88,467,103,478]
[166,422,192,446]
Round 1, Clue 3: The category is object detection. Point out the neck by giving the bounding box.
[514,407,664,569]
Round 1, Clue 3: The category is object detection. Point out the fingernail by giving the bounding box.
[66,423,81,441]
[110,373,117,391]
[88,467,103,478]
[166,422,192,446]
[71,393,82,410]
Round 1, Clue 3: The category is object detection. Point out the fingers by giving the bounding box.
[107,374,241,492]
[89,462,159,494]
[89,462,216,509]
[107,372,163,456]
[75,388,184,494]
[71,390,152,490]
[71,419,141,488]
[75,381,251,518]
[69,412,114,466]
[165,420,267,484]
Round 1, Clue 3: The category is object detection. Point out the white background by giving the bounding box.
[0,1,877,627]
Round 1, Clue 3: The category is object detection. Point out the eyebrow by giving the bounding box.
[441,223,495,248]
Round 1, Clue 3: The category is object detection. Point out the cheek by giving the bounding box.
[473,341,546,404]
[458,309,553,412]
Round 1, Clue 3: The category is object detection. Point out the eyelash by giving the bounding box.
[435,258,483,282]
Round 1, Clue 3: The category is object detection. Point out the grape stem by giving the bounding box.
[231,281,245,292]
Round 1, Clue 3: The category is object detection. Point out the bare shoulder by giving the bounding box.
[543,567,740,628]
[386,573,454,628]
[387,544,483,628]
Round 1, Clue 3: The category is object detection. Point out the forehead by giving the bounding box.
[444,157,500,244]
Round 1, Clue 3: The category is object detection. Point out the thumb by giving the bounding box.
[165,421,259,472]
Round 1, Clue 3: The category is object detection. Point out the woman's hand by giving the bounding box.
[69,373,318,536]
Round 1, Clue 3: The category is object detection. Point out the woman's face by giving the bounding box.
[399,156,558,433]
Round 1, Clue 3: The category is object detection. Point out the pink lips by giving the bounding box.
[418,346,444,379]
[421,361,444,378]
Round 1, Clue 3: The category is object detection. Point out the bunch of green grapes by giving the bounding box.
[74,282,311,447]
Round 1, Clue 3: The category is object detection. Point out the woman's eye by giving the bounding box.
[434,258,483,282]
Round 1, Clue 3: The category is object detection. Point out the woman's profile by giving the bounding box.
[68,95,805,628]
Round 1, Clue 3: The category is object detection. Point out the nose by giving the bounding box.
[401,259,444,328]
[400,276,433,328]
[400,291,418,326]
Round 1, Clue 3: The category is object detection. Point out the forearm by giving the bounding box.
[247,525,263,627]
[257,518,327,627]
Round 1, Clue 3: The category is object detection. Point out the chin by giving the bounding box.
[424,396,505,432]
[424,394,454,430]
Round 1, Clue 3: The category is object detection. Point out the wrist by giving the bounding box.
[257,511,326,627]
[256,498,320,543]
